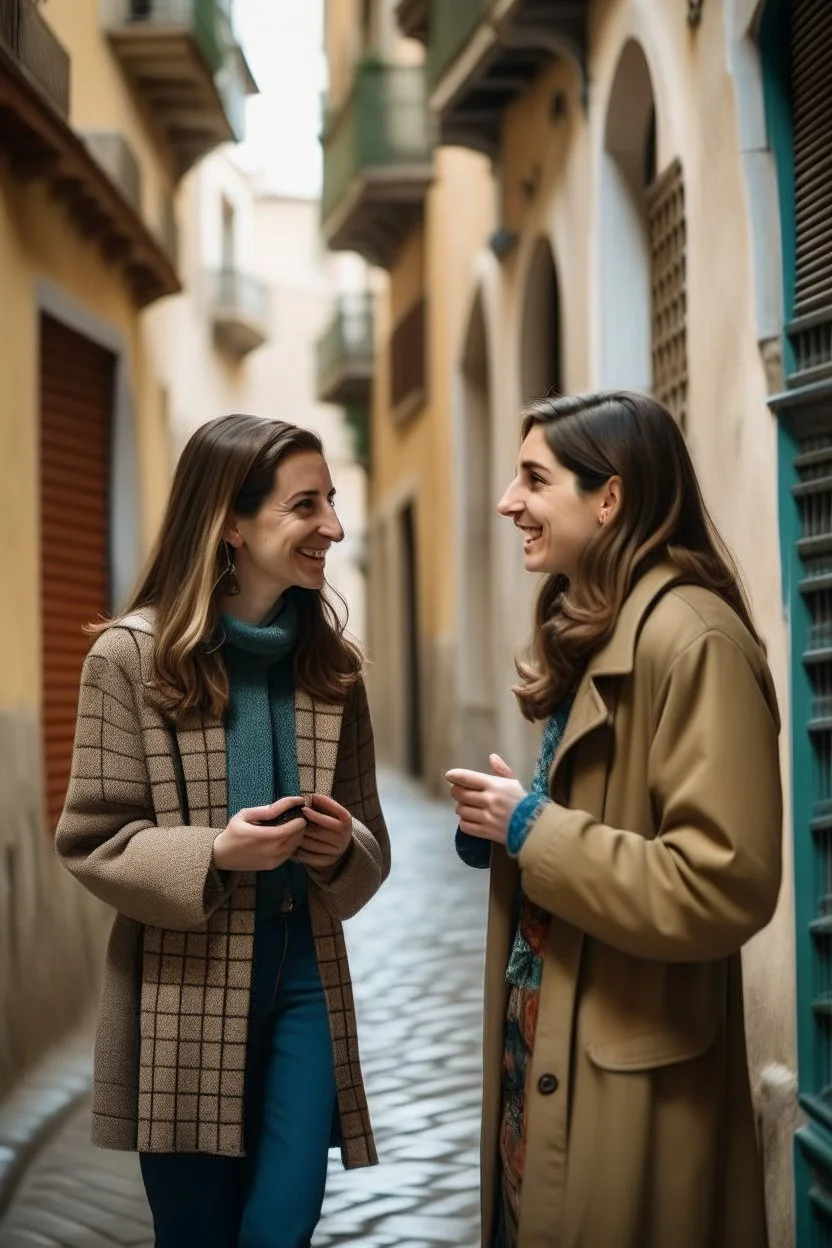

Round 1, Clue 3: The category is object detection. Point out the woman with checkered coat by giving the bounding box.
[56,414,390,1248]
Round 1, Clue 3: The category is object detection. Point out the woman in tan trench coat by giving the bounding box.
[447,391,782,1248]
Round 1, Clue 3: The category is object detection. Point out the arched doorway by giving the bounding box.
[599,40,655,394]
[520,237,561,402]
[458,290,495,769]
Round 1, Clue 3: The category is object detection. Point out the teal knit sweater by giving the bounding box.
[221,594,307,917]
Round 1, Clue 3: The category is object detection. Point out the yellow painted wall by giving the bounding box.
[0,164,170,711]
[44,0,176,236]
[371,146,492,644]
[0,153,170,1092]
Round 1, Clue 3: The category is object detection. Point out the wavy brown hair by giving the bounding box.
[513,391,760,721]
[95,414,362,721]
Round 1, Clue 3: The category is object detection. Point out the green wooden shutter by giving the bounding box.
[764,0,832,1241]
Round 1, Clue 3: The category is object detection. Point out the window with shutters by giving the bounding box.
[390,295,427,423]
[762,0,832,1240]
[40,315,115,830]
[648,157,688,431]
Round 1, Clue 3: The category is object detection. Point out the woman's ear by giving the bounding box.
[599,476,623,524]
[224,517,244,548]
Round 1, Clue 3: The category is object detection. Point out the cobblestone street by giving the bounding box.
[0,770,488,1248]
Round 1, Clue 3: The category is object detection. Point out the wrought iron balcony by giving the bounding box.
[0,0,70,118]
[103,0,256,177]
[82,132,142,214]
[321,61,434,270]
[208,268,269,359]
[427,0,486,89]
[0,6,178,305]
[416,0,588,154]
[316,293,374,406]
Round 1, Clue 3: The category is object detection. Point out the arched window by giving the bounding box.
[600,41,688,428]
[520,237,561,402]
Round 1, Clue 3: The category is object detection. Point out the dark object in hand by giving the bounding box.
[258,802,307,827]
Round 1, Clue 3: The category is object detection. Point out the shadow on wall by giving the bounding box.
[0,712,109,1098]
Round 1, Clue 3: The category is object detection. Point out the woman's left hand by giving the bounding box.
[294,794,353,869]
[445,754,527,845]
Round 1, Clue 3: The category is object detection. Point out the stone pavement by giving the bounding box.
[0,770,489,1248]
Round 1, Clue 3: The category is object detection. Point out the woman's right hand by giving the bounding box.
[212,797,307,872]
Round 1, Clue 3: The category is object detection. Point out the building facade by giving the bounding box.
[323,0,832,1243]
[0,0,252,1096]
[147,152,370,642]
[322,0,503,788]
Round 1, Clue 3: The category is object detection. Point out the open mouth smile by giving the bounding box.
[517,524,543,552]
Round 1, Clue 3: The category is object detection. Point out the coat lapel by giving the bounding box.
[548,561,689,798]
[549,674,610,796]
[295,688,345,798]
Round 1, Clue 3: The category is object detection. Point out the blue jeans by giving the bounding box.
[140,909,337,1248]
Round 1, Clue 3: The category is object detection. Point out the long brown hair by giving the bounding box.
[97,414,362,721]
[514,391,760,721]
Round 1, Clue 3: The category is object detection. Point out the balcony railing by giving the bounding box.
[321,61,434,269]
[427,0,486,91]
[0,0,70,118]
[316,293,374,406]
[103,0,255,176]
[104,0,226,69]
[81,132,142,214]
[421,0,589,153]
[208,267,269,359]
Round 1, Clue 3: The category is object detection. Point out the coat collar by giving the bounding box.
[585,560,689,678]
[116,606,345,818]
[551,560,688,788]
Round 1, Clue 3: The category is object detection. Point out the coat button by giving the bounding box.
[279,896,294,914]
[537,1073,559,1095]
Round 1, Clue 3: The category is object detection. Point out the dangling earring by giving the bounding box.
[222,541,240,596]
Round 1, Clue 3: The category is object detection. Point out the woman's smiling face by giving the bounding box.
[227,450,344,599]
[497,424,610,580]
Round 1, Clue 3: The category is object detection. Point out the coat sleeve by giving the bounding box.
[517,629,783,961]
[55,650,238,930]
[308,677,391,920]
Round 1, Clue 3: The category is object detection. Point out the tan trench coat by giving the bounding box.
[56,612,390,1164]
[481,562,782,1248]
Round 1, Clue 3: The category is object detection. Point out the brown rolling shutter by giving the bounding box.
[40,315,115,830]
[792,0,832,317]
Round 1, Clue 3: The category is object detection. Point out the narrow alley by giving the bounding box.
[0,771,488,1248]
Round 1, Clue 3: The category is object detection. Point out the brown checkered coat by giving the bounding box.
[55,612,390,1164]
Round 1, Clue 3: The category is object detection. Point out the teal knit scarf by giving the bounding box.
[221,593,307,917]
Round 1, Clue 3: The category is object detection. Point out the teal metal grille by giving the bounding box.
[763,0,832,1239]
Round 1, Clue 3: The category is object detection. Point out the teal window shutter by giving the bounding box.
[763,0,832,1242]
